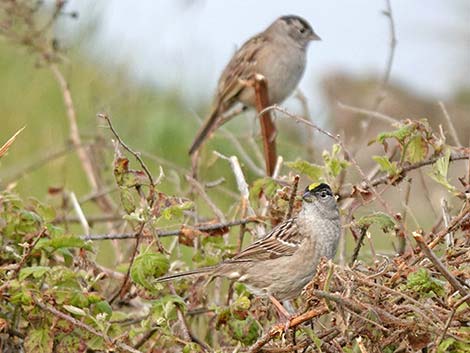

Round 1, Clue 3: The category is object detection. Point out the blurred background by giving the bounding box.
[1,0,469,191]
[0,0,469,257]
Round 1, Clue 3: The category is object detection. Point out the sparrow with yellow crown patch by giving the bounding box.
[157,183,341,317]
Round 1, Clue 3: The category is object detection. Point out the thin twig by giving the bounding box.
[248,305,329,353]
[372,0,397,111]
[12,228,46,278]
[134,329,158,350]
[186,175,226,222]
[214,151,265,237]
[413,232,470,306]
[112,222,147,302]
[262,105,396,218]
[219,127,265,176]
[350,227,367,266]
[337,102,398,124]
[81,217,262,241]
[342,151,470,199]
[428,202,470,249]
[98,113,155,188]
[439,101,462,147]
[398,179,412,255]
[440,198,454,248]
[34,300,142,353]
[50,64,99,191]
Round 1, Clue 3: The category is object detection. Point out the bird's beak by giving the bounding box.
[302,190,313,201]
[309,31,321,41]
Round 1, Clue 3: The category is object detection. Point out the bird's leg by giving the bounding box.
[268,295,293,332]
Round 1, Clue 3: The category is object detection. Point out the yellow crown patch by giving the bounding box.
[307,182,321,191]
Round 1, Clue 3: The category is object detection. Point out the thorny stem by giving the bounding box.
[98,113,156,189]
[285,175,300,220]
[80,217,262,241]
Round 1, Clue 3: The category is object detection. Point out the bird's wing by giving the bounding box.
[229,217,303,262]
[215,34,266,107]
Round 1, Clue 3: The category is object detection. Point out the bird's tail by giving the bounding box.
[188,108,220,155]
[156,266,216,283]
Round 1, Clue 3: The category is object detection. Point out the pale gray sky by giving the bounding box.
[63,0,469,111]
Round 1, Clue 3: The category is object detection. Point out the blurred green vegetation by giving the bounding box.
[0,39,193,197]
[0,35,306,200]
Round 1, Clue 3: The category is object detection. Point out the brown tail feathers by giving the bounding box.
[188,108,220,155]
[156,266,215,283]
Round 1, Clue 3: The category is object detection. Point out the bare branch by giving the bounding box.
[80,217,262,241]
[50,64,99,191]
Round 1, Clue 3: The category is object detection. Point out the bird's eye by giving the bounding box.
[319,191,329,198]
[299,27,306,33]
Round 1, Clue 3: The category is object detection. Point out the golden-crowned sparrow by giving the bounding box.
[157,183,340,303]
[188,15,321,155]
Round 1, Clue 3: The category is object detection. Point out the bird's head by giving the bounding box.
[302,183,339,218]
[270,15,321,47]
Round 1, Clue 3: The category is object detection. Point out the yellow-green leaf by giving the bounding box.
[286,160,323,180]
[356,212,396,233]
[372,156,399,176]
[24,328,53,353]
[131,251,169,290]
[404,135,428,163]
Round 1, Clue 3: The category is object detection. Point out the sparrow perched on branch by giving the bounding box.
[188,15,321,155]
[157,183,340,311]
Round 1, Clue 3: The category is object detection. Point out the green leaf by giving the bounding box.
[63,305,87,316]
[29,199,56,223]
[94,300,112,318]
[406,268,445,297]
[230,295,251,320]
[228,316,261,345]
[438,338,470,353]
[323,144,349,177]
[286,160,323,180]
[24,328,53,353]
[37,235,92,252]
[375,124,414,145]
[161,201,193,220]
[119,187,137,214]
[250,177,279,204]
[356,212,396,233]
[152,295,186,322]
[372,156,400,177]
[131,251,169,290]
[404,134,428,163]
[55,334,80,353]
[429,149,456,192]
[86,336,105,350]
[19,266,50,281]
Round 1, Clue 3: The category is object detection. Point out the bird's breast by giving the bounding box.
[239,46,306,106]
